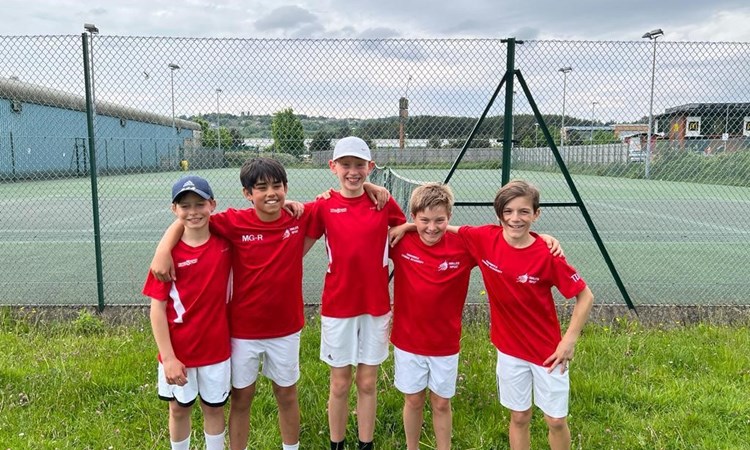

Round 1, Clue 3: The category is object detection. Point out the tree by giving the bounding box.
[309,130,334,152]
[271,108,305,156]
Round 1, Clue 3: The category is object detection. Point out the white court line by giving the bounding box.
[588,200,748,234]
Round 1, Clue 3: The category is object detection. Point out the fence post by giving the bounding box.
[501,38,517,185]
[82,32,106,312]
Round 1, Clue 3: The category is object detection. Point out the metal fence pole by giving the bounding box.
[82,32,105,312]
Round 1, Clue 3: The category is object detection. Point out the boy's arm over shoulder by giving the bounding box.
[150,219,183,282]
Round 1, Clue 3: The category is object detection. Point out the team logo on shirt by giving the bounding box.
[283,226,300,240]
[516,273,540,284]
[437,260,461,271]
[177,258,198,268]
[571,273,582,282]
[481,259,502,274]
[330,207,347,213]
[401,253,424,264]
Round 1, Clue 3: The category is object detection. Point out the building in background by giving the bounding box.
[0,77,200,180]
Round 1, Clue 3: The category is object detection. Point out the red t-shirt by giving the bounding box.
[142,235,232,367]
[209,206,313,339]
[390,231,476,356]
[307,192,406,318]
[458,225,587,366]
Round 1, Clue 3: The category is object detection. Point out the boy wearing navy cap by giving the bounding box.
[143,175,233,450]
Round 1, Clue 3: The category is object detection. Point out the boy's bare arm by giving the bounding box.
[389,222,417,247]
[538,233,564,257]
[150,220,184,282]
[363,182,390,210]
[543,286,594,374]
[303,236,318,256]
[283,200,305,218]
[149,299,187,385]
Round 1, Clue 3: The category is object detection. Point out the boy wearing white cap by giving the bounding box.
[143,175,233,450]
[307,136,407,450]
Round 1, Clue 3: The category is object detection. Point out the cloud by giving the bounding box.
[254,5,319,32]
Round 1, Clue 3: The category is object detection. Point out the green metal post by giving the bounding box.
[82,33,106,312]
[501,38,516,185]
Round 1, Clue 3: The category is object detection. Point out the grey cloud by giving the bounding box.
[254,5,319,31]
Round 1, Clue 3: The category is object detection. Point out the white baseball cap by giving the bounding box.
[332,136,372,161]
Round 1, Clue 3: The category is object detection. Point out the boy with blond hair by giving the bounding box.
[307,136,407,450]
[389,183,474,450]
[143,175,232,450]
[456,180,594,450]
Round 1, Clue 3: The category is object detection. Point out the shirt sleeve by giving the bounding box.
[550,255,588,299]
[386,197,407,227]
[142,271,170,301]
[208,209,233,240]
[305,198,326,239]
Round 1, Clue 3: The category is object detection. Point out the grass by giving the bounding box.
[1,309,749,449]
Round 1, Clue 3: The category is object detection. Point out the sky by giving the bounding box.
[4,0,750,42]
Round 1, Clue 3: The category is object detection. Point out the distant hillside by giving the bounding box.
[185,113,602,141]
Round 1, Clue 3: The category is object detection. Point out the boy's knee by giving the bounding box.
[430,396,451,415]
[356,377,377,396]
[510,409,533,427]
[330,372,353,398]
[404,393,425,411]
[273,384,298,407]
[545,415,568,431]
[169,402,193,420]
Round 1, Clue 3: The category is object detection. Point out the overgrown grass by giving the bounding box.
[1,310,748,449]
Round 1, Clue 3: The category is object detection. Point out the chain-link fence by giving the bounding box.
[1,36,748,308]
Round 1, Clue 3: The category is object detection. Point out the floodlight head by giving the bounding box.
[84,23,99,34]
[642,29,664,39]
[168,63,180,71]
[558,66,573,74]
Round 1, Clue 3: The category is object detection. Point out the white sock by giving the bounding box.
[205,429,226,450]
[171,435,190,450]
[282,443,300,450]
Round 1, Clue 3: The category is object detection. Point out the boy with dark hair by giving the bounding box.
[143,175,232,450]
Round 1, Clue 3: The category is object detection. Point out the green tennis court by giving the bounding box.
[2,168,748,306]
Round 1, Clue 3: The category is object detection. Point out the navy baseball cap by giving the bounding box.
[171,175,214,203]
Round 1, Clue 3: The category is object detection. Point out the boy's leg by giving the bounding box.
[329,365,354,442]
[509,408,533,450]
[354,363,379,442]
[229,338,263,450]
[544,414,571,450]
[168,401,193,448]
[200,402,227,450]
[429,392,452,450]
[403,390,426,450]
[229,383,257,450]
[272,382,300,446]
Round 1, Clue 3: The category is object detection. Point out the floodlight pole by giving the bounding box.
[216,88,222,152]
[643,28,663,179]
[558,66,572,147]
[83,24,105,311]
[590,101,598,142]
[168,63,180,131]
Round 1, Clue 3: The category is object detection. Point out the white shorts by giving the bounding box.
[157,358,231,407]
[495,349,569,418]
[320,312,391,367]
[231,332,301,389]
[393,346,459,399]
